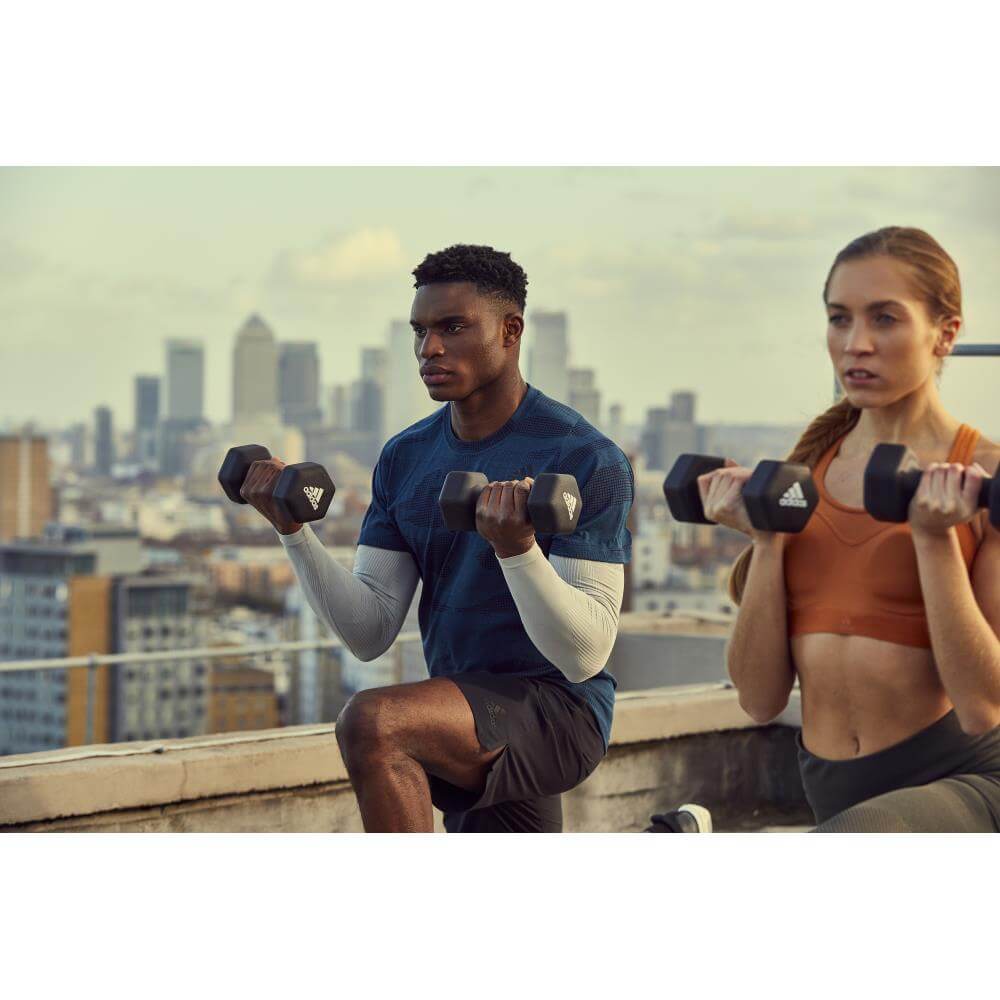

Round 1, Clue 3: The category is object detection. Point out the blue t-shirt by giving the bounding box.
[358,385,633,746]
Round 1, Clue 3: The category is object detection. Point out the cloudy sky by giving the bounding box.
[1,167,998,437]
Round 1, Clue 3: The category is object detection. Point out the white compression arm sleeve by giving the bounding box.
[277,525,420,661]
[497,542,624,683]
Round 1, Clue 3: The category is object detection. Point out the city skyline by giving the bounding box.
[2,167,998,438]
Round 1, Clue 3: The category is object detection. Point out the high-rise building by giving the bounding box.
[384,321,436,438]
[161,340,207,478]
[327,385,350,429]
[361,347,387,384]
[278,342,323,430]
[527,311,570,404]
[568,368,601,427]
[134,376,160,471]
[670,391,696,423]
[166,339,205,423]
[94,406,114,477]
[233,315,278,423]
[640,395,703,474]
[65,423,88,468]
[0,430,53,544]
[607,403,625,446]
[0,525,208,755]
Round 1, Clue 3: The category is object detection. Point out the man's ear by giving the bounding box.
[504,313,525,347]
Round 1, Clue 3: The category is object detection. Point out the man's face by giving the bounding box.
[410,281,522,401]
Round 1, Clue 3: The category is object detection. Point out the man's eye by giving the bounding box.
[447,324,464,334]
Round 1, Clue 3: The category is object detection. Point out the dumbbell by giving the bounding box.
[663,454,818,533]
[438,472,582,534]
[864,444,1000,526]
[218,444,336,524]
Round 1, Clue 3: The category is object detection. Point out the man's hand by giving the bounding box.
[476,477,537,559]
[239,456,304,536]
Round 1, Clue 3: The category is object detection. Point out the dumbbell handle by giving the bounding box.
[892,469,993,510]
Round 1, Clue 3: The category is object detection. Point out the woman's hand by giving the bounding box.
[909,461,988,538]
[697,460,758,537]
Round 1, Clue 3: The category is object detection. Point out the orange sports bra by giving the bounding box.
[783,424,982,649]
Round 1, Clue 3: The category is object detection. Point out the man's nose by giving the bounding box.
[418,331,445,358]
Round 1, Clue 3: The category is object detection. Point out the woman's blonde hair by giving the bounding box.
[727,226,962,605]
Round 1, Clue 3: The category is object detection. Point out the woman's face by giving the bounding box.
[825,255,958,408]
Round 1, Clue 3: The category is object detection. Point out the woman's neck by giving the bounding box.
[840,382,961,460]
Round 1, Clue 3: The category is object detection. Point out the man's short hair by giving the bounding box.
[412,244,528,312]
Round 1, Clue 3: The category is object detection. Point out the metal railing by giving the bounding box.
[953,344,1000,356]
[0,632,420,748]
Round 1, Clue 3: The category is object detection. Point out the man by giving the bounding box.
[243,243,633,832]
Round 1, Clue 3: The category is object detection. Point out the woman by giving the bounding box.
[707,226,1000,832]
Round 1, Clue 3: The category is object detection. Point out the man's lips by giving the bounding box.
[421,367,454,384]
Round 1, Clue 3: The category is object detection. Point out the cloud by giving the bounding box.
[271,227,406,289]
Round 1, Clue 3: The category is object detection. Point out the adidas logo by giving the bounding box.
[563,492,578,520]
[303,485,325,511]
[778,481,809,508]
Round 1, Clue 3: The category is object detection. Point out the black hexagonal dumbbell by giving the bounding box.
[438,472,582,534]
[218,444,337,524]
[663,453,818,533]
[864,443,999,526]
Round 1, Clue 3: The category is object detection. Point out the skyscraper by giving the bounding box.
[568,368,601,426]
[165,339,205,423]
[94,406,114,477]
[279,342,323,430]
[670,391,696,423]
[161,340,206,477]
[527,311,570,404]
[352,346,386,438]
[0,429,53,543]
[384,321,436,438]
[133,376,160,470]
[232,315,278,422]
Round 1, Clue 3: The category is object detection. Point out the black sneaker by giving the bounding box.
[645,803,713,833]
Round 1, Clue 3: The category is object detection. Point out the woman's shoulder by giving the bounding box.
[972,434,1000,476]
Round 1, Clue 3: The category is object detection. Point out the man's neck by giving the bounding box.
[450,371,529,442]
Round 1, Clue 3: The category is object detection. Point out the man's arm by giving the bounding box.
[497,543,624,682]
[279,526,420,661]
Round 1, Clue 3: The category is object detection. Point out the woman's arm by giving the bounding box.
[911,457,1000,734]
[915,521,1000,734]
[726,534,796,722]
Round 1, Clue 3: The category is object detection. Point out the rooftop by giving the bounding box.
[0,684,811,833]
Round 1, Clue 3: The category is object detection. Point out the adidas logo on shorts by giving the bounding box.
[563,492,578,520]
[303,485,325,511]
[778,481,808,508]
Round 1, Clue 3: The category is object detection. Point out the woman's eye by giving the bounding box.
[875,313,896,326]
[828,315,848,327]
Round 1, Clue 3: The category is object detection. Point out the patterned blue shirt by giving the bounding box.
[358,385,633,746]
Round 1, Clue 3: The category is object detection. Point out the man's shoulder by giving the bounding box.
[530,389,629,465]
[378,405,447,466]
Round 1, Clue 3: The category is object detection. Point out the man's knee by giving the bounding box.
[336,689,403,769]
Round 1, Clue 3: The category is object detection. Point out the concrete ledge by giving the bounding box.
[0,725,346,828]
[0,684,805,832]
